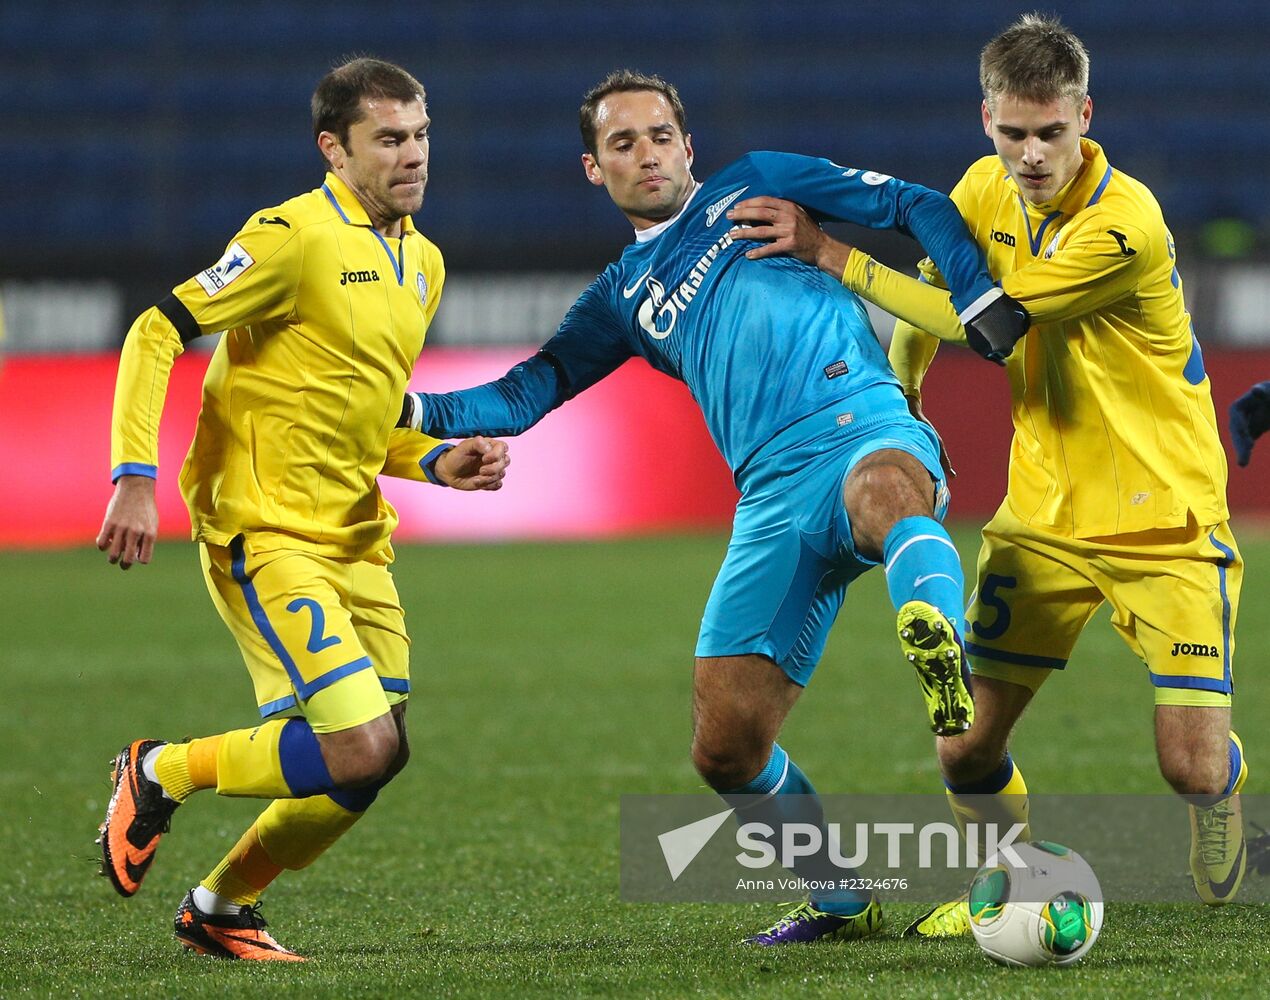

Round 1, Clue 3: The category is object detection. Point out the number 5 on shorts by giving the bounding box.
[972,574,1017,641]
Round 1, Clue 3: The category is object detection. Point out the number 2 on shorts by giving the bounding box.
[286,597,343,653]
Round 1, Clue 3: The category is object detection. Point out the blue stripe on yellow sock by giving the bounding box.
[945,753,1016,795]
[276,719,381,810]
[328,784,379,812]
[277,719,337,797]
[1224,734,1243,797]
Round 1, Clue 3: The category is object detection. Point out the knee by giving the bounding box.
[1158,749,1228,797]
[936,732,1007,787]
[691,735,768,792]
[844,465,931,560]
[1155,708,1232,797]
[327,726,401,789]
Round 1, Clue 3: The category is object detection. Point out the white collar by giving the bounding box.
[633,181,703,243]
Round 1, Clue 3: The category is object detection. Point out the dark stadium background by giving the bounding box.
[2,0,1267,543]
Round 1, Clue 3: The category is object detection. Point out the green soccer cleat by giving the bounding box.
[897,601,974,736]
[743,899,883,945]
[902,895,971,938]
[1188,732,1249,906]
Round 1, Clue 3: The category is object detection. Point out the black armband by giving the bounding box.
[155,293,203,345]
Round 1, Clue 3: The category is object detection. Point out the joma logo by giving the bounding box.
[990,230,1016,247]
[340,269,380,285]
[1171,641,1219,658]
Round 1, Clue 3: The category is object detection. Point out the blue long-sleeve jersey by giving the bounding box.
[417,151,996,478]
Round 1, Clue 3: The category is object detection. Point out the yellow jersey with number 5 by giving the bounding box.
[913,138,1228,537]
[110,173,450,559]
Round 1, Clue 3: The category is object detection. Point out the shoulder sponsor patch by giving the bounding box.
[417,271,428,303]
[194,241,255,297]
[705,186,748,227]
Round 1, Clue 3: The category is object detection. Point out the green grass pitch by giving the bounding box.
[2,525,1267,997]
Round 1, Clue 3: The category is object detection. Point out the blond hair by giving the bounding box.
[980,12,1089,110]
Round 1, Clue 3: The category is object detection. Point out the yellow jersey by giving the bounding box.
[110,173,450,559]
[886,138,1228,538]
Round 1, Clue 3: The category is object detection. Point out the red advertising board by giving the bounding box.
[0,347,1264,549]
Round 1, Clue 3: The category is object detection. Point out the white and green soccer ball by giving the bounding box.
[968,841,1104,968]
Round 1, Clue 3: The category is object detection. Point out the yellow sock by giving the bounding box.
[214,720,294,798]
[155,722,292,800]
[255,795,363,870]
[201,797,364,906]
[202,823,284,905]
[154,736,224,803]
[946,758,1032,865]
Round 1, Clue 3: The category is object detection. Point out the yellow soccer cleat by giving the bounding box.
[902,896,971,938]
[1188,732,1248,906]
[897,601,974,736]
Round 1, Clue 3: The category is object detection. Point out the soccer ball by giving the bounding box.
[968,840,1103,968]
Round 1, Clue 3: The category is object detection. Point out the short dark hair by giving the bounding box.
[312,57,426,151]
[579,70,687,156]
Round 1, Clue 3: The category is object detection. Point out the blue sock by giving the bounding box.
[883,516,965,627]
[723,744,868,917]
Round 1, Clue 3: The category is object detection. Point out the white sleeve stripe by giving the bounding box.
[884,534,959,575]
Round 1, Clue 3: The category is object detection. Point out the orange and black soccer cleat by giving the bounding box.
[98,738,179,897]
[174,890,306,961]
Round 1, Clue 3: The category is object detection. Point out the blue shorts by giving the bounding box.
[696,388,948,686]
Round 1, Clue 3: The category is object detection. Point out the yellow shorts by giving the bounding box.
[201,535,410,733]
[964,503,1240,708]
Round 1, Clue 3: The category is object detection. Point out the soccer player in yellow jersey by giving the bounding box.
[729,12,1248,932]
[94,58,509,961]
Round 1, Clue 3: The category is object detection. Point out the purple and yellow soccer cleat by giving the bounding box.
[743,899,883,945]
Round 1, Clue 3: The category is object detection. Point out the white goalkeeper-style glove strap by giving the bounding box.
[957,286,1004,326]
[398,392,423,432]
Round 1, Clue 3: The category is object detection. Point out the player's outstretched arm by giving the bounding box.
[97,474,158,570]
[432,436,510,491]
[411,352,569,440]
[727,196,973,342]
[1229,380,1270,467]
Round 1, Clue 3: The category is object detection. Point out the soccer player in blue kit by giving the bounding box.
[404,70,1029,943]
